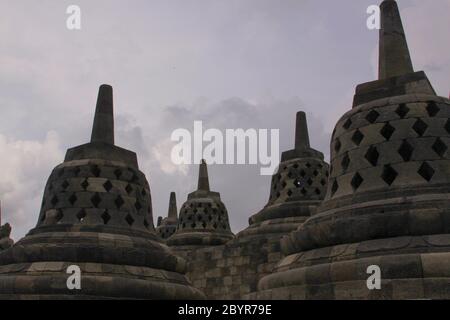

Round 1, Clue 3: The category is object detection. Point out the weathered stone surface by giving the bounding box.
[253,0,450,300]
[0,85,204,300]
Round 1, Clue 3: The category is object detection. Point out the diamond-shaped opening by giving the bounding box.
[91,193,101,208]
[114,169,122,179]
[445,119,450,135]
[281,181,287,188]
[143,219,150,229]
[81,179,89,190]
[76,209,86,223]
[300,170,306,178]
[351,172,364,191]
[331,180,339,196]
[91,165,101,177]
[315,188,321,195]
[135,200,142,211]
[103,180,113,192]
[313,169,319,176]
[427,101,440,117]
[51,195,59,206]
[365,146,379,166]
[61,180,70,190]
[366,110,380,124]
[202,222,207,228]
[115,195,125,209]
[418,162,435,182]
[287,171,293,178]
[125,184,133,194]
[131,172,139,183]
[293,164,299,169]
[55,210,63,223]
[320,179,327,186]
[351,130,364,146]
[381,165,398,186]
[432,138,447,157]
[73,167,81,177]
[287,190,293,197]
[398,140,414,162]
[301,188,307,195]
[69,193,78,205]
[307,178,313,186]
[341,153,350,171]
[125,214,135,226]
[293,179,304,188]
[413,119,428,137]
[380,123,395,141]
[396,103,410,118]
[306,163,312,168]
[334,139,342,153]
[343,118,352,130]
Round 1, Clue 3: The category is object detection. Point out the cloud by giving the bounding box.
[0,131,64,240]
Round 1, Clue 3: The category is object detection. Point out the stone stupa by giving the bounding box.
[167,160,234,252]
[156,192,179,240]
[0,202,14,251]
[252,0,450,300]
[239,112,329,239]
[0,85,204,299]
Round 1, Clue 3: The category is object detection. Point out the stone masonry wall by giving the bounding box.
[172,234,284,299]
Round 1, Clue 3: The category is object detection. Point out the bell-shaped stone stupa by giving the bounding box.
[252,0,450,300]
[156,192,179,240]
[0,85,204,299]
[239,112,329,238]
[167,160,234,248]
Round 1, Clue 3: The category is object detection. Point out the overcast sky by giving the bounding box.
[1,0,449,240]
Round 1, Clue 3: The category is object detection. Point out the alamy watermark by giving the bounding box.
[366,265,381,290]
[66,5,81,30]
[171,121,280,176]
[66,265,81,290]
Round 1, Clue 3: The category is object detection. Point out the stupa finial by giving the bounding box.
[197,159,210,192]
[91,84,114,145]
[378,0,414,79]
[168,192,178,219]
[295,112,310,149]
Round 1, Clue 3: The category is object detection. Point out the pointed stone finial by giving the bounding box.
[168,192,178,219]
[378,0,414,79]
[197,159,210,191]
[91,84,115,145]
[295,112,310,150]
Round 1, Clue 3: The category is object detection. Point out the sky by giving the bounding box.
[0,0,449,240]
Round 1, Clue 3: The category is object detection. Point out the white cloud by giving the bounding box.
[0,131,64,240]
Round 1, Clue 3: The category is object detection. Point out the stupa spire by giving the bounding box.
[378,0,414,79]
[168,192,177,219]
[91,84,115,145]
[295,111,310,149]
[197,159,210,191]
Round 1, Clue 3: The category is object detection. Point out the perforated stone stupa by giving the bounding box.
[156,192,179,239]
[167,160,234,250]
[251,0,450,300]
[239,112,329,239]
[0,85,204,299]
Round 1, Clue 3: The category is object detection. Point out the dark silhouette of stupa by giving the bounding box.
[156,192,179,239]
[239,112,329,238]
[0,85,204,299]
[0,202,13,251]
[252,0,450,300]
[167,160,234,251]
